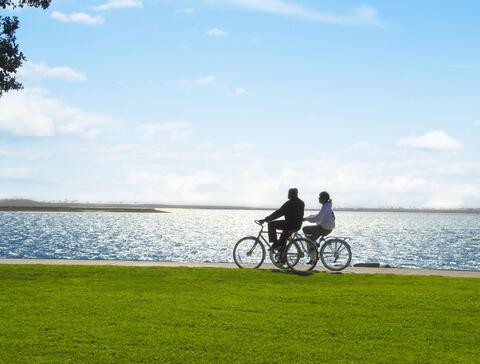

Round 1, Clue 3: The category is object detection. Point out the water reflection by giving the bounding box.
[0,210,479,270]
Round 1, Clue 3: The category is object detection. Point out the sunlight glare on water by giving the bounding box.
[0,209,479,270]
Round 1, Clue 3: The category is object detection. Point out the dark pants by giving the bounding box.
[303,225,332,241]
[268,220,296,250]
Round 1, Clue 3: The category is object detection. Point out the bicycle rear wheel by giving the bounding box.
[233,237,265,268]
[286,238,318,272]
[320,238,352,271]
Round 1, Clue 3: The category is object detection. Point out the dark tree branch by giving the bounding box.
[0,0,51,96]
[1,1,51,10]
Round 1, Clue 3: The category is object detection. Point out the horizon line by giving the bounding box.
[1,198,479,212]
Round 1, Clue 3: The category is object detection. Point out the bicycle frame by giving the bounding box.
[247,224,312,267]
[254,224,271,247]
[311,234,352,246]
[247,225,310,263]
[254,225,305,248]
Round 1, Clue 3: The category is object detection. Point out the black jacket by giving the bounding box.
[265,197,305,230]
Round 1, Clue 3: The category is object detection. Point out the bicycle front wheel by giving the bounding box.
[233,237,266,269]
[286,238,318,272]
[320,238,352,271]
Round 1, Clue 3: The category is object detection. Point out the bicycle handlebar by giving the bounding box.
[254,219,264,225]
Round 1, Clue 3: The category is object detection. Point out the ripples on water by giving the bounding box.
[0,209,479,270]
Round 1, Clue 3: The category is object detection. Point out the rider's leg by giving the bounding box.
[318,227,332,239]
[276,230,290,263]
[277,230,289,249]
[303,226,331,263]
[302,225,317,240]
[268,220,287,249]
[267,221,278,244]
[303,225,331,241]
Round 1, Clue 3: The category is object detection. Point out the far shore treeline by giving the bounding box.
[0,199,479,214]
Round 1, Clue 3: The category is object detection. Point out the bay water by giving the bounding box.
[0,209,479,270]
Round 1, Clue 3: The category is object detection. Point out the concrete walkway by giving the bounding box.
[1,258,479,278]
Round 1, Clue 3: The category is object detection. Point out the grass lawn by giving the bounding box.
[0,265,478,363]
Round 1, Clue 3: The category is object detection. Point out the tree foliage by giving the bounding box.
[0,0,51,97]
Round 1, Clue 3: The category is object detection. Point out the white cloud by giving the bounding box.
[0,88,119,138]
[176,8,195,14]
[232,142,256,152]
[126,169,215,203]
[425,195,463,209]
[0,167,37,181]
[383,177,428,193]
[212,1,384,27]
[424,184,479,209]
[194,75,216,85]
[117,156,478,207]
[93,0,143,11]
[137,122,192,142]
[233,87,247,95]
[19,62,86,82]
[346,141,373,152]
[14,134,479,208]
[207,28,227,37]
[51,11,105,26]
[177,75,217,87]
[195,142,213,152]
[0,149,51,160]
[119,160,284,206]
[397,131,462,152]
[169,129,193,143]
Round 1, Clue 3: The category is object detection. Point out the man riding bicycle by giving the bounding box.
[259,188,305,253]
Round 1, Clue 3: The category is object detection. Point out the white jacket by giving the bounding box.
[305,202,335,230]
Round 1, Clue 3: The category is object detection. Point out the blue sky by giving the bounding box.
[0,0,479,208]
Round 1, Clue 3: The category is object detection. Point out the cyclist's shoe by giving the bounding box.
[268,243,280,252]
[272,252,285,264]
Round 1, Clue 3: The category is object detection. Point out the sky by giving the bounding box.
[0,0,479,208]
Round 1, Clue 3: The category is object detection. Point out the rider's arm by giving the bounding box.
[264,201,288,222]
[305,206,326,224]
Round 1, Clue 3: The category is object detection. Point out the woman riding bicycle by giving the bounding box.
[303,191,335,241]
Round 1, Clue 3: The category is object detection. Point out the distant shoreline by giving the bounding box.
[0,199,479,214]
[0,206,166,213]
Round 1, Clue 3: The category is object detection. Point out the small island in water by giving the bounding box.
[0,199,166,213]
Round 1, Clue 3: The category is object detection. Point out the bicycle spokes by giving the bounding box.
[320,239,352,271]
[286,238,318,272]
[233,237,265,269]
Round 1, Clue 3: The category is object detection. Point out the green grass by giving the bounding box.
[0,265,478,363]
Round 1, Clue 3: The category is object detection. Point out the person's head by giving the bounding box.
[319,191,331,204]
[288,188,298,200]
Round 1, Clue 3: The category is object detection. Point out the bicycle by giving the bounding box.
[233,220,318,272]
[310,234,352,271]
